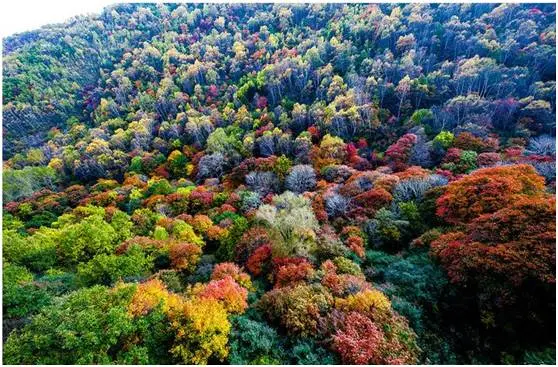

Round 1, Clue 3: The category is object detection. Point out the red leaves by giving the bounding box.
[352,187,393,217]
[333,312,384,365]
[476,152,501,167]
[235,226,271,263]
[246,244,272,276]
[385,133,417,171]
[196,275,248,313]
[432,165,555,308]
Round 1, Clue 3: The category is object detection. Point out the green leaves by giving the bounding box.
[3,166,59,202]
[57,214,120,266]
[3,285,137,365]
[76,245,153,287]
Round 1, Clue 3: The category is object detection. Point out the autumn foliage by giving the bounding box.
[436,164,546,224]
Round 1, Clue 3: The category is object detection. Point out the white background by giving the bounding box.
[3,0,555,39]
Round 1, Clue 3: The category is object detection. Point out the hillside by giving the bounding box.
[2,3,556,365]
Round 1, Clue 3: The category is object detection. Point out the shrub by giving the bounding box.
[290,338,337,364]
[527,135,555,156]
[332,312,385,364]
[392,175,447,203]
[385,133,418,171]
[324,193,350,218]
[211,262,252,289]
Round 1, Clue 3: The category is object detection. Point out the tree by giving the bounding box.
[170,297,231,364]
[257,283,333,336]
[4,285,137,364]
[285,164,316,193]
[197,153,226,181]
[385,134,418,171]
[333,311,385,364]
[228,316,286,364]
[3,166,59,202]
[255,192,319,258]
[192,276,248,313]
[76,245,153,286]
[436,164,546,224]
[56,213,121,266]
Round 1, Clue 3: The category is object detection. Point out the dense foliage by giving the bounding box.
[2,3,556,365]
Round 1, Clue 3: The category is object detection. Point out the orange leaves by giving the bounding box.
[193,276,248,314]
[433,164,555,320]
[128,279,182,317]
[169,242,202,272]
[273,259,314,289]
[211,262,252,290]
[436,164,546,224]
[432,196,556,287]
[190,263,252,314]
[394,165,431,180]
[345,235,365,258]
[469,196,555,246]
[187,214,228,241]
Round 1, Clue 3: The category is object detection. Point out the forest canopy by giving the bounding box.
[2,3,556,365]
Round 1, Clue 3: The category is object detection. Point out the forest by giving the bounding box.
[1,3,556,365]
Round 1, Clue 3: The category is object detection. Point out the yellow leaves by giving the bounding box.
[171,297,230,364]
[85,138,110,155]
[232,41,246,59]
[128,279,180,317]
[128,280,231,364]
[48,157,64,171]
[172,222,204,247]
[184,297,231,332]
[319,134,346,160]
[189,214,213,233]
[167,149,184,162]
[186,163,194,176]
[336,289,392,316]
